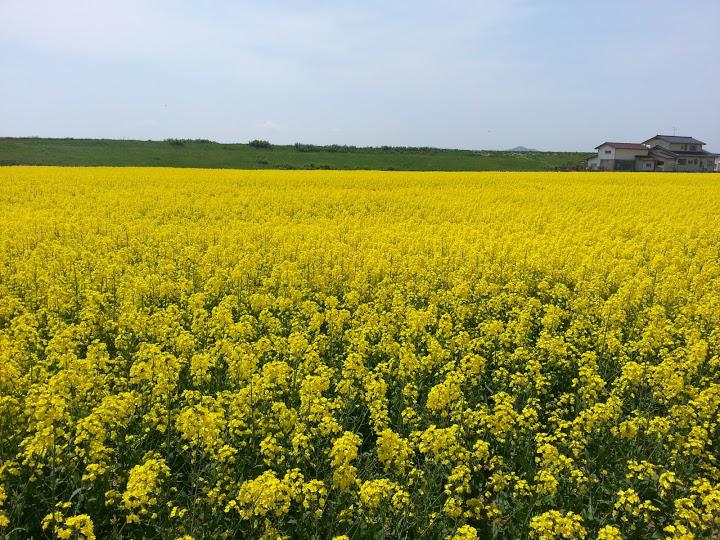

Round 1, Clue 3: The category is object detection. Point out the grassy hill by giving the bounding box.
[0,137,590,171]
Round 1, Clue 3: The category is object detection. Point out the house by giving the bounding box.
[587,142,651,172]
[642,135,717,172]
[587,135,718,172]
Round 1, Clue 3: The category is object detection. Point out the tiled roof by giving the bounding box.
[642,135,705,145]
[649,146,678,159]
[648,146,720,159]
[594,142,648,150]
[672,150,718,156]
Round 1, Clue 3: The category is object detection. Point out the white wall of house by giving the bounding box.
[654,158,675,172]
[614,148,648,160]
[595,145,648,161]
[596,144,615,159]
[675,157,716,172]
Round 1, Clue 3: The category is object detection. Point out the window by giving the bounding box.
[657,161,664,166]
[690,145,697,151]
[682,145,687,150]
[678,158,687,165]
[604,150,611,154]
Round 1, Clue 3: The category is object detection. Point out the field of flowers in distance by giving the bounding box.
[1,167,720,539]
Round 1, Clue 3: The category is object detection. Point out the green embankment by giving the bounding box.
[0,138,590,171]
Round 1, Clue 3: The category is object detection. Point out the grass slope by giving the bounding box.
[0,138,589,171]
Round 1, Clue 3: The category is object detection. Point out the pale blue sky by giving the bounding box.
[1,0,718,151]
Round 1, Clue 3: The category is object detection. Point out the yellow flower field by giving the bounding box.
[1,167,720,539]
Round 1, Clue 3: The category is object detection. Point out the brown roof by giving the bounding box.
[595,142,649,150]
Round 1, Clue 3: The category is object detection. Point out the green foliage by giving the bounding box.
[249,139,273,149]
[0,137,589,171]
[165,138,216,147]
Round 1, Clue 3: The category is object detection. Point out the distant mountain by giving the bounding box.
[507,146,539,152]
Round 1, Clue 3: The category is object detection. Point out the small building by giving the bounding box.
[587,135,718,172]
[588,142,651,171]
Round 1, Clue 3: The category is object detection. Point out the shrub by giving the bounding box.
[294,143,316,153]
[249,139,272,149]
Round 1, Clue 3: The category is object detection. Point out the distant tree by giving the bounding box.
[293,143,358,153]
[164,138,215,145]
[249,139,272,149]
[293,143,317,152]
